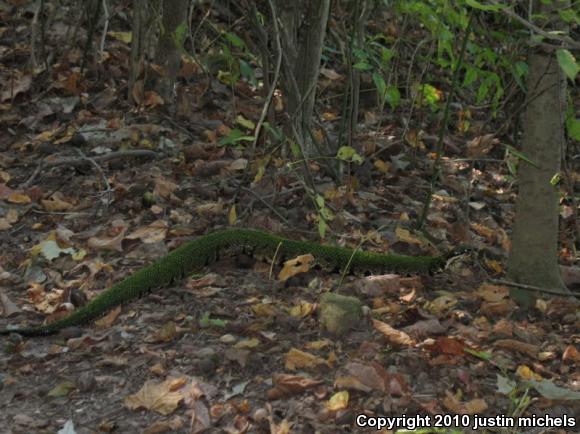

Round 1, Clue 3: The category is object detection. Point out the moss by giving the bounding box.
[0,228,445,337]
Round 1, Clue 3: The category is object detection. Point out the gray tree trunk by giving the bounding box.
[507,1,572,307]
[151,0,189,109]
[277,0,330,158]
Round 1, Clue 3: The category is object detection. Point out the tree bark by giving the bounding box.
[507,0,572,307]
[151,0,189,109]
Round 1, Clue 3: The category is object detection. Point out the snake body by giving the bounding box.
[0,228,447,337]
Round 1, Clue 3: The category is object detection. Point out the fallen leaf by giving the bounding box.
[125,377,187,415]
[494,339,539,359]
[94,306,121,329]
[41,196,74,212]
[126,220,168,243]
[0,291,22,316]
[372,319,415,346]
[7,192,31,204]
[278,254,314,282]
[142,416,183,434]
[516,365,543,381]
[395,226,423,245]
[284,348,328,371]
[1,74,32,101]
[326,391,349,411]
[562,345,579,364]
[87,229,126,252]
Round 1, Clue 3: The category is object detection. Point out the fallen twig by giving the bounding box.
[489,278,579,298]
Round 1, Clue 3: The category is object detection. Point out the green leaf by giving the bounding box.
[289,141,302,158]
[239,60,255,85]
[566,117,580,141]
[173,21,187,48]
[463,67,478,87]
[372,73,387,106]
[315,194,325,209]
[218,129,254,146]
[465,0,505,12]
[318,218,327,239]
[463,348,492,360]
[337,146,364,164]
[48,381,76,398]
[556,49,579,81]
[224,32,245,49]
[385,86,400,110]
[513,61,528,89]
[199,312,227,328]
[380,47,395,65]
[353,62,371,71]
[235,115,255,131]
[505,145,539,168]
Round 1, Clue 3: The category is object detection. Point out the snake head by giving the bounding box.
[443,245,476,271]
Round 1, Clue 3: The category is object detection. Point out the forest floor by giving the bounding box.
[0,3,579,434]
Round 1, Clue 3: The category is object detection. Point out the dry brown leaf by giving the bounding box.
[562,345,580,364]
[195,202,224,216]
[269,418,292,434]
[278,254,314,282]
[7,192,31,204]
[1,74,31,101]
[87,229,125,252]
[94,306,121,329]
[494,339,539,359]
[267,373,324,399]
[125,377,187,415]
[148,321,178,343]
[0,291,22,316]
[40,194,74,212]
[443,390,488,414]
[142,416,184,434]
[477,284,510,302]
[284,348,328,371]
[144,91,164,108]
[516,365,543,381]
[326,391,349,411]
[372,319,415,346]
[153,177,178,199]
[466,133,498,158]
[126,220,168,243]
[395,226,424,245]
[425,337,468,356]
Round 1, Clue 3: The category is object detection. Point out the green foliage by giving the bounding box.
[172,21,187,49]
[219,129,254,147]
[556,49,579,82]
[208,30,256,86]
[336,146,364,164]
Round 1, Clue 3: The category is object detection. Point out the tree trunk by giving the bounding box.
[276,0,330,158]
[507,0,572,307]
[150,0,189,109]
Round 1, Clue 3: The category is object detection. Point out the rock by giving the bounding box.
[318,293,363,336]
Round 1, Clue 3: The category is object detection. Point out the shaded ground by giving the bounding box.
[0,2,579,433]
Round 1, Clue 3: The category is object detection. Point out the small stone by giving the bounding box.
[318,293,363,337]
[252,408,268,423]
[220,334,237,344]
